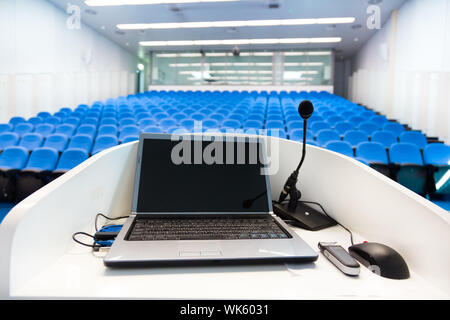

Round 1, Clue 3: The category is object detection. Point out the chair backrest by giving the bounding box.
[369,115,389,128]
[64,117,81,128]
[423,143,450,166]
[288,129,314,142]
[383,122,405,136]
[34,124,55,138]
[358,121,380,136]
[18,133,43,151]
[28,117,43,126]
[399,131,428,149]
[37,112,51,119]
[67,134,93,153]
[0,146,29,170]
[0,132,20,150]
[389,143,423,165]
[119,118,137,128]
[13,123,34,137]
[265,120,285,129]
[0,123,13,134]
[243,120,263,129]
[310,121,331,135]
[159,119,177,131]
[92,135,119,155]
[371,131,398,149]
[325,141,354,157]
[82,117,99,127]
[142,125,163,134]
[9,117,26,126]
[24,147,59,171]
[76,124,97,138]
[316,129,340,147]
[119,125,141,141]
[43,134,69,153]
[55,149,89,171]
[202,119,220,129]
[55,124,76,137]
[222,119,241,129]
[356,142,389,164]
[333,121,354,135]
[343,130,369,147]
[348,116,366,125]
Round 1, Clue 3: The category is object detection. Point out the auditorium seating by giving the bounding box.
[0,90,448,206]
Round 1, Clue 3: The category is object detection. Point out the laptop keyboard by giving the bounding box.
[127,217,291,241]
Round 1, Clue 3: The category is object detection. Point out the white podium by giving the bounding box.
[0,136,449,299]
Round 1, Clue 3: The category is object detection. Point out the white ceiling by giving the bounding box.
[47,0,406,58]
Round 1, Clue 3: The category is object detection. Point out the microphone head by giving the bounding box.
[298,100,314,120]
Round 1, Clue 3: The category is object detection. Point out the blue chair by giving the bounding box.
[369,115,389,128]
[244,120,263,130]
[383,122,405,137]
[288,129,314,143]
[348,116,366,126]
[28,117,43,126]
[82,117,99,128]
[0,146,29,171]
[153,112,170,122]
[172,112,188,123]
[54,149,89,172]
[22,147,59,171]
[98,124,118,137]
[423,143,450,195]
[76,124,97,138]
[247,114,265,122]
[16,147,60,200]
[92,135,119,155]
[208,113,225,123]
[343,130,369,148]
[37,112,51,119]
[13,123,34,137]
[43,133,69,153]
[159,119,177,132]
[34,124,55,139]
[55,124,76,138]
[326,116,345,125]
[356,142,390,177]
[142,126,163,134]
[100,117,117,126]
[63,117,81,128]
[333,121,354,135]
[191,113,206,121]
[389,143,427,194]
[399,131,428,149]
[262,129,287,139]
[358,122,380,136]
[265,120,285,130]
[119,125,141,142]
[371,131,398,149]
[0,132,20,151]
[310,122,331,135]
[0,123,13,134]
[222,119,241,130]
[202,119,220,130]
[316,130,341,147]
[119,118,137,129]
[45,116,62,126]
[9,117,26,127]
[325,141,354,158]
[122,136,139,143]
[135,112,152,121]
[67,134,93,154]
[286,120,304,132]
[18,133,43,152]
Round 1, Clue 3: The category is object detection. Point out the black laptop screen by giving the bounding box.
[135,137,270,213]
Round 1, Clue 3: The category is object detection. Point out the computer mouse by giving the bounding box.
[348,242,410,280]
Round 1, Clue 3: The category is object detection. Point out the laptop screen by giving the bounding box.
[134,136,270,213]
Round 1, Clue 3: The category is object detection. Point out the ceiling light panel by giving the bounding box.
[86,0,239,6]
[118,17,355,29]
[140,37,341,46]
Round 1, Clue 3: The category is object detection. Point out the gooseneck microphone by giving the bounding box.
[278,100,314,209]
[273,100,336,231]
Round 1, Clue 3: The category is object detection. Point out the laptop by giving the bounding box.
[104,133,318,267]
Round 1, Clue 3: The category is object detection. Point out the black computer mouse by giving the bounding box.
[348,242,410,280]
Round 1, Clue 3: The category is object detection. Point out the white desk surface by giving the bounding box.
[14,224,448,300]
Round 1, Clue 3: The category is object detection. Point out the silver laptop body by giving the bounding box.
[104,133,318,267]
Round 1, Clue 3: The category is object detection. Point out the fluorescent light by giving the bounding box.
[86,0,239,6]
[140,37,341,46]
[137,63,145,70]
[118,17,355,29]
[156,51,331,57]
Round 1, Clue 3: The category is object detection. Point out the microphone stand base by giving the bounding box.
[273,202,337,231]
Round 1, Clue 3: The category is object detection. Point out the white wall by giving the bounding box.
[0,0,139,122]
[349,0,450,144]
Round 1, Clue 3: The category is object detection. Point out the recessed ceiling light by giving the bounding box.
[118,17,356,30]
[85,0,239,6]
[140,37,341,46]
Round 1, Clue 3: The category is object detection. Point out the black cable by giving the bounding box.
[72,232,102,249]
[95,213,130,232]
[299,200,354,246]
[273,199,354,246]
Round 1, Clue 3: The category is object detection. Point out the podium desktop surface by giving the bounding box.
[0,135,448,299]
